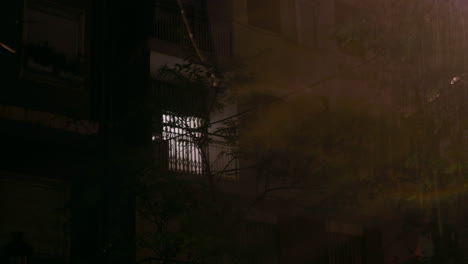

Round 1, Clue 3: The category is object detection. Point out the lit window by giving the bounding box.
[162,113,204,174]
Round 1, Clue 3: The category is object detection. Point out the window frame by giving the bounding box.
[20,0,86,89]
[161,112,206,175]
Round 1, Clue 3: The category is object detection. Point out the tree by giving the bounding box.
[135,59,247,264]
[135,59,399,263]
[136,0,468,263]
[331,0,468,261]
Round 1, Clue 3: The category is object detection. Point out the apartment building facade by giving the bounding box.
[2,0,464,263]
[0,1,151,263]
[147,0,468,263]
[144,0,408,264]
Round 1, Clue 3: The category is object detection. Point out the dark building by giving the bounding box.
[1,0,152,263]
[3,0,467,264]
[0,0,408,263]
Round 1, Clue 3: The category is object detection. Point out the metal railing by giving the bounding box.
[162,113,204,174]
[151,80,239,177]
[152,4,232,56]
[151,80,207,175]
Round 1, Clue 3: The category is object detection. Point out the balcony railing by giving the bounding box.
[152,4,232,56]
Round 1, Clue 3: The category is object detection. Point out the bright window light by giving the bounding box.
[163,113,204,174]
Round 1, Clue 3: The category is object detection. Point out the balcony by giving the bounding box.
[152,3,232,57]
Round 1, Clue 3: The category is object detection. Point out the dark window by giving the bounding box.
[0,1,21,77]
[0,1,20,52]
[21,0,86,87]
[247,0,281,32]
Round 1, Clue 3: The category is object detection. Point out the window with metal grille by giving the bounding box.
[162,113,204,174]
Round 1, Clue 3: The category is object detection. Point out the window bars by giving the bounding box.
[162,113,204,174]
